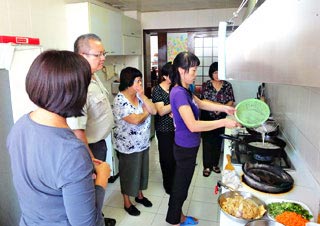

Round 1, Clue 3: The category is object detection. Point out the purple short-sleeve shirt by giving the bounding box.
[170,86,200,148]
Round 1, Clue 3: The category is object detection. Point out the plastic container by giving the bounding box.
[235,98,270,128]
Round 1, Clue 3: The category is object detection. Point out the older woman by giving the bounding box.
[113,67,156,216]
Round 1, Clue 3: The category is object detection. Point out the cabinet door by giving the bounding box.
[122,35,142,55]
[89,3,122,55]
[122,15,142,37]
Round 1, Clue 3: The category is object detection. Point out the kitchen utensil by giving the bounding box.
[220,134,286,157]
[245,219,284,226]
[218,190,267,223]
[225,154,235,170]
[242,162,294,193]
[235,98,270,128]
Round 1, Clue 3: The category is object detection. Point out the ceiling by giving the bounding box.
[98,0,244,12]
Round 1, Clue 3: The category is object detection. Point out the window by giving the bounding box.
[194,33,219,85]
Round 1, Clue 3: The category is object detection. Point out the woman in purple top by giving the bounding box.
[165,52,240,226]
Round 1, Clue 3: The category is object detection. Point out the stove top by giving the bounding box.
[228,133,295,171]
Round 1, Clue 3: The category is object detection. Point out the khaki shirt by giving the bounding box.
[67,75,114,143]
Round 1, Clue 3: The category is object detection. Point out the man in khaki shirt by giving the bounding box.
[67,33,116,226]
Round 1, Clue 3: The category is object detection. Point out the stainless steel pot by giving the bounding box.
[218,190,267,223]
[245,219,284,226]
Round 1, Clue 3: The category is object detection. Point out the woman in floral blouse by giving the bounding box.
[113,67,156,216]
[201,62,235,177]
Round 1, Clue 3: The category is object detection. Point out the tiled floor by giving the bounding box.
[102,137,222,226]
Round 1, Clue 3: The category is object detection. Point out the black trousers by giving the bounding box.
[89,139,107,161]
[202,127,224,169]
[156,131,175,195]
[166,143,199,224]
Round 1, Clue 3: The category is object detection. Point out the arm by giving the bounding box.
[94,161,111,189]
[62,151,109,226]
[140,94,157,115]
[155,102,171,116]
[122,109,150,125]
[135,83,157,115]
[178,105,239,132]
[194,95,236,116]
[72,129,95,159]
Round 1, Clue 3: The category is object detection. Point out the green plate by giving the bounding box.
[235,99,270,128]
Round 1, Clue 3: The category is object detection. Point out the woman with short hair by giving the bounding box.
[7,50,110,226]
[113,67,156,216]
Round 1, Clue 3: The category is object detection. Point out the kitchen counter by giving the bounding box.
[219,128,320,226]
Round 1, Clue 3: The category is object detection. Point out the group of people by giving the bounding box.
[6,32,240,226]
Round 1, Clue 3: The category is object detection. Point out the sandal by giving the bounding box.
[181,216,199,225]
[212,166,221,174]
[202,168,211,177]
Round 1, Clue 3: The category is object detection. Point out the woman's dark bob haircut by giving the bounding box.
[119,67,142,91]
[26,50,92,118]
[208,62,218,79]
[171,51,200,88]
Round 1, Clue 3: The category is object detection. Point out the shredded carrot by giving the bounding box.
[275,211,309,226]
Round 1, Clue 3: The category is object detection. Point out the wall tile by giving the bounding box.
[267,84,320,185]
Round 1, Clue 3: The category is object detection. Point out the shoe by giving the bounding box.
[212,166,221,174]
[181,216,199,225]
[202,168,211,177]
[135,197,153,207]
[104,218,116,226]
[124,205,140,216]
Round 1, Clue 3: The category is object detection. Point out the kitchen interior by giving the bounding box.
[0,0,320,225]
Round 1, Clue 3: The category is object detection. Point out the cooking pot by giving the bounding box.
[242,162,294,193]
[220,134,286,157]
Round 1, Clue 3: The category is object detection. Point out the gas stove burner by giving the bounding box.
[253,154,274,162]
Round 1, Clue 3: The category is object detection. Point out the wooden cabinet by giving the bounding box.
[66,2,122,55]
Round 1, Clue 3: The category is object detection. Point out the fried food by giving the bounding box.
[221,194,266,220]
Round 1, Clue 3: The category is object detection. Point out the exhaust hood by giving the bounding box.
[223,0,320,87]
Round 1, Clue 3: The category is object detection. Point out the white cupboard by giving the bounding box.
[122,15,142,55]
[66,2,122,55]
[66,2,142,56]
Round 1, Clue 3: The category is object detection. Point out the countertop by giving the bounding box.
[219,128,320,226]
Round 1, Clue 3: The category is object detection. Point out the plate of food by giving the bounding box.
[266,199,314,225]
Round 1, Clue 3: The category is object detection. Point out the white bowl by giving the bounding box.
[265,198,314,221]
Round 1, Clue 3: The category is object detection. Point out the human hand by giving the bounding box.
[94,161,111,180]
[92,158,103,165]
[134,83,144,97]
[224,106,236,116]
[223,118,241,129]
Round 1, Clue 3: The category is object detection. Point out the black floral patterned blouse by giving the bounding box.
[200,80,235,120]
[152,85,175,132]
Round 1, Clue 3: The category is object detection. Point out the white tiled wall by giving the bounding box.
[266,84,320,185]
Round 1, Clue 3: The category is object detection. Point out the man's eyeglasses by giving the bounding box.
[82,51,107,58]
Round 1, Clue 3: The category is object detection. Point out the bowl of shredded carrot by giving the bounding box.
[266,199,314,226]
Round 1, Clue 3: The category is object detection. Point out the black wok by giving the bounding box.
[220,134,286,156]
[242,162,294,193]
